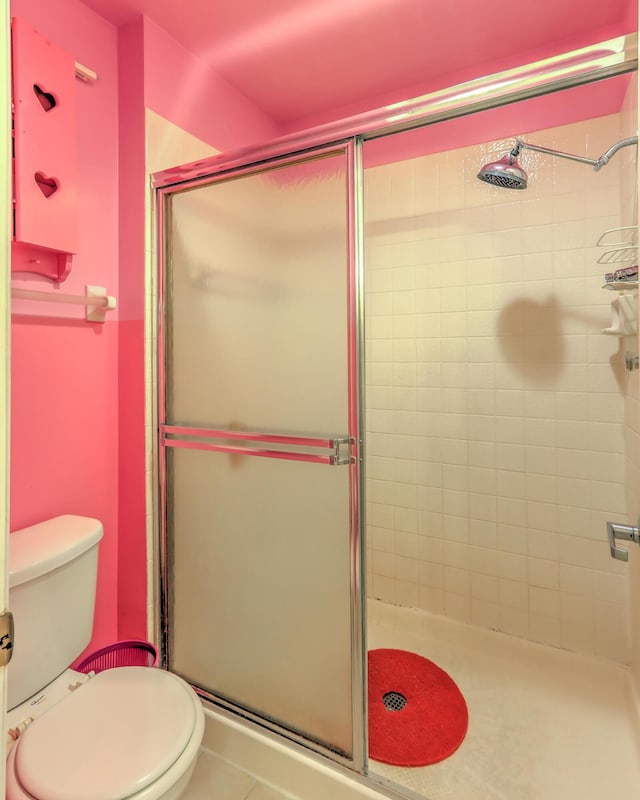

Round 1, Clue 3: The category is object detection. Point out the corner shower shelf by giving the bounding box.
[597,226,638,266]
[598,248,638,265]
[601,280,638,291]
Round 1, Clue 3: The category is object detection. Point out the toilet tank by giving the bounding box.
[7,515,103,710]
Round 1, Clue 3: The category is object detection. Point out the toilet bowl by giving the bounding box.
[6,516,204,800]
[6,666,204,800]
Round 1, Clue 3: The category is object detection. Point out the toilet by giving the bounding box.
[5,515,204,800]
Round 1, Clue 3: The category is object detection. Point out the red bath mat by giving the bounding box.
[368,648,468,766]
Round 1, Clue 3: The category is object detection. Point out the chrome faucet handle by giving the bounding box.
[606,520,640,562]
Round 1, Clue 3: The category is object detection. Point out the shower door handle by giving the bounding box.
[606,520,640,561]
[161,425,356,465]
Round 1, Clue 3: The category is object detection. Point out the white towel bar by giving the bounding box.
[11,284,116,323]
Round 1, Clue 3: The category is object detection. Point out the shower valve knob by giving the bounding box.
[606,520,640,562]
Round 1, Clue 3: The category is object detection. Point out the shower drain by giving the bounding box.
[382,691,407,711]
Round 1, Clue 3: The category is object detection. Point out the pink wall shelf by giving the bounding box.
[11,17,78,282]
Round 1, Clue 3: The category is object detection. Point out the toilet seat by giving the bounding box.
[10,667,198,800]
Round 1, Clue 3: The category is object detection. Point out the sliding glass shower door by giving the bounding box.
[158,143,364,763]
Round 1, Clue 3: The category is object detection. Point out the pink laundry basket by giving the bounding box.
[73,640,158,674]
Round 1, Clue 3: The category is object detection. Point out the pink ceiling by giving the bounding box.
[80,0,636,127]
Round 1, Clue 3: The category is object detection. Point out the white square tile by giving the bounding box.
[496,443,526,472]
[557,447,591,479]
[558,534,593,568]
[394,507,418,534]
[393,410,417,435]
[443,489,469,518]
[391,268,416,293]
[442,388,468,414]
[418,534,444,561]
[392,338,416,362]
[528,557,560,590]
[589,480,626,514]
[527,530,558,560]
[469,544,499,575]
[497,469,526,499]
[556,504,591,536]
[471,572,499,602]
[559,563,594,596]
[469,518,498,549]
[469,492,497,522]
[593,570,628,605]
[497,496,526,526]
[442,438,468,465]
[498,551,527,581]
[526,473,557,503]
[526,501,558,532]
[443,513,469,542]
[444,565,470,595]
[469,466,497,494]
[499,577,529,610]
[497,524,527,554]
[468,441,495,468]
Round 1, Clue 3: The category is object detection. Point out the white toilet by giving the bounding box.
[5,515,204,800]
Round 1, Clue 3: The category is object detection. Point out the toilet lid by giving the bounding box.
[14,667,196,800]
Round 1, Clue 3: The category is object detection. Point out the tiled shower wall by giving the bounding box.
[364,111,636,662]
[620,74,640,697]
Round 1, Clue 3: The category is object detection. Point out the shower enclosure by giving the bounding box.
[154,34,639,800]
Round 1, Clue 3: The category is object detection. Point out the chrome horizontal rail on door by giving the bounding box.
[161,425,355,465]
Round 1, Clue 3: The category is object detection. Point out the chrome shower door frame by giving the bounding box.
[155,139,368,770]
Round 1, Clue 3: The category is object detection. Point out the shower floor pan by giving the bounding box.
[368,599,640,800]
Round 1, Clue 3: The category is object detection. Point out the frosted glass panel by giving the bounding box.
[168,447,353,754]
[167,151,349,434]
[163,148,356,757]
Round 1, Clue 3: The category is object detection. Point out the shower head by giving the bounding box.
[478,135,638,190]
[476,152,528,190]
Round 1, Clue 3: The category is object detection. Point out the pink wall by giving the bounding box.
[115,17,146,638]
[114,14,284,638]
[9,0,281,652]
[142,17,281,151]
[10,0,120,650]
[11,318,119,647]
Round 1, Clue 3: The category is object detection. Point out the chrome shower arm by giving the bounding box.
[512,137,599,168]
[512,135,638,171]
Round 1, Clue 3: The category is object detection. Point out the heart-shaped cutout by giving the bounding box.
[34,172,59,198]
[33,83,57,111]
